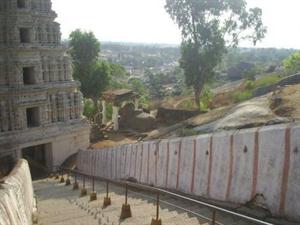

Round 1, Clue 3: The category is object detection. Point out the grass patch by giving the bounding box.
[232,90,253,103]
[254,74,281,88]
[180,128,199,137]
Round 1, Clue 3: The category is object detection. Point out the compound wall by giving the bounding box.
[0,159,34,225]
[77,123,300,221]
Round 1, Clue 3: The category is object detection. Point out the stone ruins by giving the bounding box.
[0,0,90,171]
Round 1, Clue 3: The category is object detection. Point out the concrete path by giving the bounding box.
[33,177,257,225]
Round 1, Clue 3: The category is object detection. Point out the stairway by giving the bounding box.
[33,177,256,225]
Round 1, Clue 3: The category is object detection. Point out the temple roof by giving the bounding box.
[102,89,138,104]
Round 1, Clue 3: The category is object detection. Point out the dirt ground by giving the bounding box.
[91,132,137,149]
[271,84,300,120]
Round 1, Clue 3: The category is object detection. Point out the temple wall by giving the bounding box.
[77,123,300,222]
[0,159,34,225]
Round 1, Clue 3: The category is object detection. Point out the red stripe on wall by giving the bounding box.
[129,145,133,176]
[207,136,213,196]
[134,145,138,178]
[176,139,183,189]
[190,139,197,194]
[251,130,260,198]
[155,142,159,185]
[226,135,234,200]
[139,144,144,182]
[147,143,150,183]
[165,142,170,187]
[124,146,128,177]
[279,127,291,215]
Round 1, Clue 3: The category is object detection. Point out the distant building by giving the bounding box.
[0,0,89,172]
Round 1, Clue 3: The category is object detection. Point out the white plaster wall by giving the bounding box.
[256,125,286,215]
[52,129,89,168]
[284,124,300,219]
[0,160,34,225]
[193,134,211,197]
[230,128,257,203]
[167,138,181,190]
[77,123,300,221]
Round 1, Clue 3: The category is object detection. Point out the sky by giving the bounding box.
[52,0,300,49]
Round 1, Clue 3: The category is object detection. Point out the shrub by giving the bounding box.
[245,80,255,90]
[83,99,96,119]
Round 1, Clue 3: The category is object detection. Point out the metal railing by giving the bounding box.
[55,167,274,225]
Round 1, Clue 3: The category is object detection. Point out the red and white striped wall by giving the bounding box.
[77,123,300,221]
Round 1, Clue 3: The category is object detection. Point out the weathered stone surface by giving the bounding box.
[194,96,290,133]
[119,103,157,132]
[157,107,198,123]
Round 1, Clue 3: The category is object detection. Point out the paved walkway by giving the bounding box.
[33,177,259,225]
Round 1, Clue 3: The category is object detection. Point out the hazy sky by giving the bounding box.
[52,0,300,49]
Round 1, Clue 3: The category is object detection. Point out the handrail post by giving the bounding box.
[212,209,217,225]
[54,167,59,180]
[73,171,79,190]
[90,176,97,201]
[103,181,111,208]
[59,170,65,183]
[151,192,162,225]
[80,175,87,197]
[65,171,71,186]
[120,182,132,219]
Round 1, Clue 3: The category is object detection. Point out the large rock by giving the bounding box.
[119,103,157,132]
[157,107,199,123]
[194,96,290,133]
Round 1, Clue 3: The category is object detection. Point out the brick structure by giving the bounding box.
[0,0,90,171]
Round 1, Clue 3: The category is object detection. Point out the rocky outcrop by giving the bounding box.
[194,96,290,133]
[253,73,300,97]
[157,107,199,123]
[119,103,157,132]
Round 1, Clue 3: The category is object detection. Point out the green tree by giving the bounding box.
[165,0,266,109]
[283,51,300,75]
[109,63,129,89]
[69,30,111,107]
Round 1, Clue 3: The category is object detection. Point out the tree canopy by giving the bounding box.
[165,0,266,109]
[283,51,300,75]
[69,30,111,104]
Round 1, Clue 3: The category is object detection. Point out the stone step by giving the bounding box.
[33,178,253,225]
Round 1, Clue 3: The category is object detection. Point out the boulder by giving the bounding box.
[119,103,157,132]
[194,96,290,133]
[157,107,199,123]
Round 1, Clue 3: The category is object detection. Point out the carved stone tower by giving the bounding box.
[0,0,90,171]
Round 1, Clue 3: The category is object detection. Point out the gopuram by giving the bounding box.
[0,0,90,172]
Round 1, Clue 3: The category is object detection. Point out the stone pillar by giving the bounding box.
[42,57,49,82]
[69,93,75,119]
[0,100,8,132]
[57,92,68,121]
[74,92,83,119]
[112,105,119,131]
[134,98,139,110]
[101,100,107,125]
[50,94,57,122]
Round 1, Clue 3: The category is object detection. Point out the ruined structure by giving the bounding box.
[0,0,90,171]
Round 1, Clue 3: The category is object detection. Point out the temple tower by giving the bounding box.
[0,0,90,172]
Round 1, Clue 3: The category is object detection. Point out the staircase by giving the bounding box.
[33,177,264,225]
